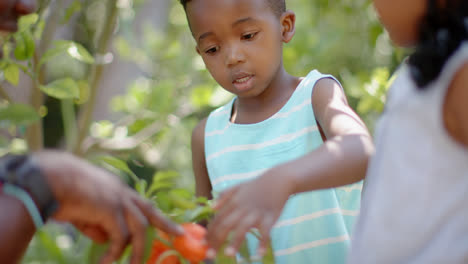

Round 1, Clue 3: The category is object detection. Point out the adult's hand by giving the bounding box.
[0,0,37,32]
[34,151,184,264]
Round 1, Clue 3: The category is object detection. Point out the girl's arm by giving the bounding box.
[443,63,468,147]
[191,118,213,199]
[205,78,374,257]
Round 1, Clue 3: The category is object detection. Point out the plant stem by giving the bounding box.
[74,0,119,156]
[25,55,44,151]
[0,83,12,102]
[61,99,77,152]
[25,0,63,151]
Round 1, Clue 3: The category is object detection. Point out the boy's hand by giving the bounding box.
[34,151,184,264]
[206,167,292,258]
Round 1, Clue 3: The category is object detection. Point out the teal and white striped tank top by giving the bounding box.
[204,70,362,263]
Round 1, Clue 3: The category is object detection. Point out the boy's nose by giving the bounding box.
[225,45,245,67]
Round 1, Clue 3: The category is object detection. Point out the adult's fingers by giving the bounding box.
[123,199,148,264]
[99,209,130,264]
[75,222,109,243]
[131,193,183,236]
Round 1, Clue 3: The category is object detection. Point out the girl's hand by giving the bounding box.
[205,166,293,258]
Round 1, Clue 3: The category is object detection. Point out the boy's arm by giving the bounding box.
[285,77,374,194]
[191,118,213,199]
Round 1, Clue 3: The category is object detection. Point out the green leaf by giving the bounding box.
[36,230,66,264]
[0,103,40,125]
[196,196,209,204]
[40,78,80,99]
[39,40,94,67]
[188,205,214,223]
[14,31,35,60]
[87,242,108,264]
[261,244,275,264]
[135,179,148,196]
[2,42,11,60]
[39,43,69,66]
[147,182,175,196]
[62,0,82,24]
[66,42,95,64]
[155,192,172,213]
[75,80,90,104]
[167,192,196,210]
[97,156,139,182]
[169,188,192,199]
[4,63,20,85]
[215,244,238,264]
[238,241,252,264]
[18,14,38,31]
[153,170,179,182]
[147,171,178,196]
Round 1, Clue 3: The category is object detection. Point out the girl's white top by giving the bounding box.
[348,42,468,264]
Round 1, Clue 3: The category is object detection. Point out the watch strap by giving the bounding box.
[0,154,59,221]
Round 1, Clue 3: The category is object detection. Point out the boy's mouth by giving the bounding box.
[232,73,254,92]
[232,72,254,83]
[234,76,251,83]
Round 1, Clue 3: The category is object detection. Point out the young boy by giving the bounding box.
[182,0,374,263]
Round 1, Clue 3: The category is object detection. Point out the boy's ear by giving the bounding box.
[280,10,296,43]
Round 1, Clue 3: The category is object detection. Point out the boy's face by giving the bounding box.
[186,0,294,97]
[373,0,427,47]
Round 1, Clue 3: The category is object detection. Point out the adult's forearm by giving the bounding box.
[0,193,36,263]
[282,133,374,195]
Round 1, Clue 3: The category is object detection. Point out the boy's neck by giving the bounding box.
[233,65,301,124]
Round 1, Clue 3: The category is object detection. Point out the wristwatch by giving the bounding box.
[0,154,59,221]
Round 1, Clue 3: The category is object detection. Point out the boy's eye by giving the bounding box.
[205,46,219,54]
[242,32,257,40]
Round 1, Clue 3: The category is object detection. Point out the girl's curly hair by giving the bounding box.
[409,0,468,89]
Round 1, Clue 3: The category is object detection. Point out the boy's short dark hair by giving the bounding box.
[179,0,286,17]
